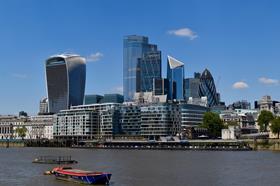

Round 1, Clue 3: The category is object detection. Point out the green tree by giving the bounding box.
[15,127,27,140]
[200,112,224,138]
[257,110,274,132]
[270,117,280,139]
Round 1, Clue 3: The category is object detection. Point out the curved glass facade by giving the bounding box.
[199,69,219,107]
[46,54,86,113]
[167,56,185,100]
[123,35,161,101]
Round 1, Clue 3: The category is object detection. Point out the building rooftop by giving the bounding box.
[167,55,184,69]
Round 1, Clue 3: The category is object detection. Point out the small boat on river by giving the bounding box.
[32,156,78,164]
[52,166,112,185]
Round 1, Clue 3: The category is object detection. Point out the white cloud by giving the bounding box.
[258,77,279,85]
[86,52,104,62]
[168,27,198,40]
[232,81,249,89]
[112,86,123,94]
[11,73,27,79]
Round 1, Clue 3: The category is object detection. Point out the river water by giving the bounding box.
[0,147,279,186]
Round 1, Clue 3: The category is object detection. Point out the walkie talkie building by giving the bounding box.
[45,54,86,113]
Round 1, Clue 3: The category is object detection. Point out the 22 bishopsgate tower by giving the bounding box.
[123,35,161,101]
[45,54,86,113]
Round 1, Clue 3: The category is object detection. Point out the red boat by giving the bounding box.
[52,167,111,185]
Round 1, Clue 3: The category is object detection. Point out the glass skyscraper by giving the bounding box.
[137,51,161,93]
[123,35,161,101]
[198,69,219,107]
[167,55,185,100]
[185,72,201,99]
[45,54,86,113]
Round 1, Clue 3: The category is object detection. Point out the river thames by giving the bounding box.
[0,148,279,186]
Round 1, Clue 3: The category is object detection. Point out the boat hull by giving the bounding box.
[53,168,111,185]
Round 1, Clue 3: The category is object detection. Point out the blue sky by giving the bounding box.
[0,0,279,114]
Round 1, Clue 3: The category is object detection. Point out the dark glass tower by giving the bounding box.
[167,55,185,100]
[199,69,219,107]
[123,35,161,101]
[185,72,201,99]
[46,54,86,113]
[137,51,161,93]
[153,78,169,95]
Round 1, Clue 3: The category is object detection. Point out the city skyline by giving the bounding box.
[0,0,279,114]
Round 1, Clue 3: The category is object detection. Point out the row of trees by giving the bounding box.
[200,110,280,139]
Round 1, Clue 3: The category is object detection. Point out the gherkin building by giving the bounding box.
[199,69,219,107]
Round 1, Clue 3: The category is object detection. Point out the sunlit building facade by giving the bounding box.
[123,35,161,101]
[167,56,185,100]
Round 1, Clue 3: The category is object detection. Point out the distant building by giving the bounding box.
[184,72,200,99]
[228,100,251,110]
[123,35,161,101]
[0,115,53,140]
[84,94,124,104]
[220,109,258,128]
[254,95,279,114]
[0,115,26,140]
[187,97,208,107]
[275,103,280,116]
[133,92,167,104]
[39,97,48,115]
[27,115,54,139]
[199,69,219,107]
[45,54,86,113]
[84,95,103,104]
[153,78,169,96]
[101,94,124,104]
[167,56,185,100]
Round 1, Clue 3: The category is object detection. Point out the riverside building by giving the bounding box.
[119,103,141,136]
[140,103,181,139]
[54,103,121,140]
[53,108,99,141]
[0,115,54,140]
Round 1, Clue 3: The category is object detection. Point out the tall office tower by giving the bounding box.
[167,55,185,100]
[39,97,48,115]
[123,35,161,101]
[185,72,201,99]
[137,51,161,93]
[45,54,86,113]
[198,69,219,107]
